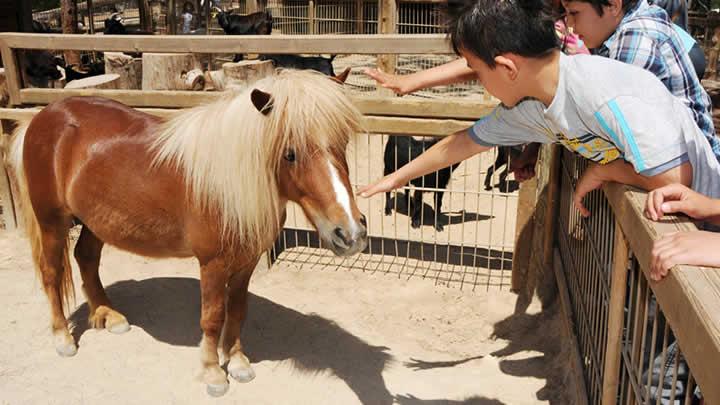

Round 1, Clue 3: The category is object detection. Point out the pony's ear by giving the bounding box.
[251,89,273,115]
[332,67,351,84]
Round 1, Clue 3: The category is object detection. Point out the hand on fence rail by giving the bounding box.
[645,183,720,223]
[645,183,720,280]
[576,160,693,218]
[650,230,720,280]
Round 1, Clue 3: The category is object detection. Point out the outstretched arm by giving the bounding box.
[363,58,476,96]
[358,129,490,198]
[573,160,692,217]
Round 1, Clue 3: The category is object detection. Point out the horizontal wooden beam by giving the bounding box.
[20,88,218,108]
[352,95,494,120]
[0,107,472,136]
[18,88,495,120]
[603,183,720,405]
[0,33,452,54]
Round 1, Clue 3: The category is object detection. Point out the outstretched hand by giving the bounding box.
[357,174,403,198]
[362,68,414,96]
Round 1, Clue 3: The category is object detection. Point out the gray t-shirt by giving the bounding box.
[469,53,720,199]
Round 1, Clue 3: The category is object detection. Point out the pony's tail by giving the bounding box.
[5,123,75,311]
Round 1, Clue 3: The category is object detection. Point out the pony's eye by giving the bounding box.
[285,150,296,162]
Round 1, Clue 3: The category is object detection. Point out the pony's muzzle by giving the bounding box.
[328,221,367,256]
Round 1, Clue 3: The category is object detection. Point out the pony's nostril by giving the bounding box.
[359,214,367,227]
[333,227,350,245]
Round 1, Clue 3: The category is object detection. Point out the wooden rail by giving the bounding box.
[0,33,451,54]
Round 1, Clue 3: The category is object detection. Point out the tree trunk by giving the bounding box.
[64,73,120,89]
[61,0,81,66]
[104,52,142,90]
[221,60,274,89]
[142,53,201,90]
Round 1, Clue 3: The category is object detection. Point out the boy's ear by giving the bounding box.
[606,0,624,16]
[494,55,519,81]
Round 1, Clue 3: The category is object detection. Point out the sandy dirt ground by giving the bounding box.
[0,230,578,405]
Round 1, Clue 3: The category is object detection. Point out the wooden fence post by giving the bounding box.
[355,0,365,34]
[377,0,397,95]
[601,220,629,405]
[511,176,537,293]
[308,0,316,35]
[526,144,561,308]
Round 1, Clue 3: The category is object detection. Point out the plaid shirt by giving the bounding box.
[595,0,720,161]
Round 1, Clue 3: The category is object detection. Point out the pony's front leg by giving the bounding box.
[222,260,259,383]
[199,257,230,397]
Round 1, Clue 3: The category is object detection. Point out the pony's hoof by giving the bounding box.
[107,319,130,334]
[54,331,77,357]
[91,306,130,334]
[229,365,256,383]
[206,382,229,397]
[228,354,255,383]
[55,342,77,357]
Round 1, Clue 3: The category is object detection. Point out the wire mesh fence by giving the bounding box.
[556,149,706,405]
[270,134,519,292]
[617,258,702,405]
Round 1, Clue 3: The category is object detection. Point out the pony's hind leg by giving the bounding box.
[199,257,231,396]
[36,221,76,357]
[222,265,257,384]
[74,226,129,334]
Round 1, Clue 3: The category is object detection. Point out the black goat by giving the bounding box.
[64,61,106,83]
[18,50,64,88]
[32,20,54,33]
[217,9,273,35]
[216,9,273,62]
[384,136,460,231]
[260,54,337,76]
[103,13,154,35]
[483,146,522,192]
[21,20,64,87]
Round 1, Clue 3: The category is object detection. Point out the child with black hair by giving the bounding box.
[358,0,720,219]
[562,0,713,145]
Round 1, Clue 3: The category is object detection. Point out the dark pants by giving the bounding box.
[689,42,706,80]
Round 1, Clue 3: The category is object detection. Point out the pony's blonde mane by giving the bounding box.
[152,69,364,250]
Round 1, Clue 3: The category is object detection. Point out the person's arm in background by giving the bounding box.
[363,58,475,96]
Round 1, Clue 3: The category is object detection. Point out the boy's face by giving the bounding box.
[562,0,623,49]
[461,49,523,108]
